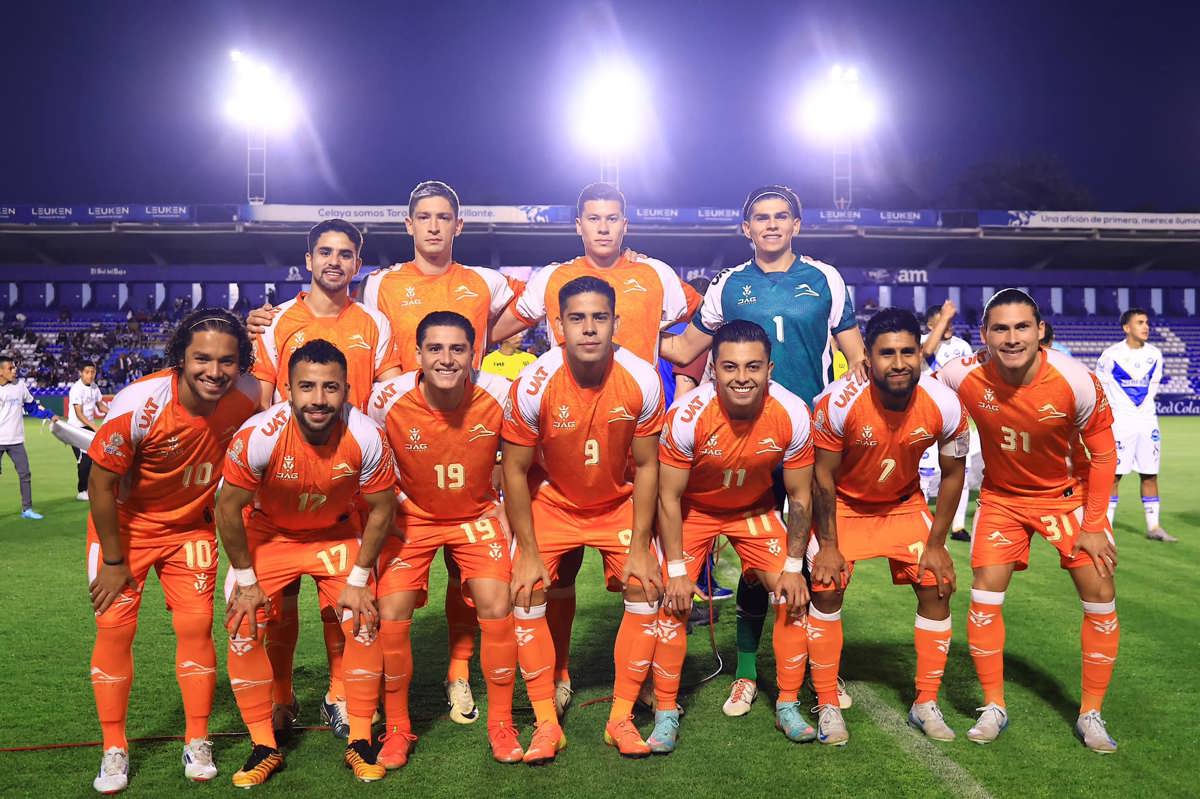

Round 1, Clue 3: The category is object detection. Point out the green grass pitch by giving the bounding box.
[0,418,1196,798]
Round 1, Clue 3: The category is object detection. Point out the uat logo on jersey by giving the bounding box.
[372,382,397,409]
[679,395,706,424]
[525,366,550,396]
[834,380,862,409]
[261,407,289,437]
[138,398,159,430]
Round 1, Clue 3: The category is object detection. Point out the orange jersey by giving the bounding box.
[361,261,515,370]
[503,346,664,513]
[812,372,969,509]
[368,370,509,523]
[87,369,259,544]
[936,348,1113,498]
[252,293,399,410]
[512,255,702,362]
[223,402,395,539]
[659,381,814,514]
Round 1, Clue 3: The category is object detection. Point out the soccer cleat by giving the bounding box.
[271,695,301,736]
[604,716,651,758]
[646,709,680,754]
[320,696,350,739]
[522,720,566,764]
[554,679,574,717]
[344,739,386,782]
[837,677,853,709]
[93,746,129,794]
[1075,710,1118,754]
[694,556,733,601]
[377,726,417,769]
[21,509,43,520]
[967,703,1009,744]
[488,721,524,763]
[77,491,90,501]
[814,704,849,745]
[775,701,818,743]
[182,738,218,781]
[908,701,956,741]
[231,744,282,788]
[1146,527,1178,543]
[723,677,757,717]
[444,678,479,724]
[950,529,971,542]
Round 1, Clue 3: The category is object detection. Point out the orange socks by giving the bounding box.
[914,614,952,704]
[513,603,557,724]
[227,618,276,749]
[1080,600,1119,714]
[479,615,518,726]
[445,580,478,683]
[380,619,413,733]
[610,601,658,721]
[172,611,216,741]
[340,617,382,742]
[805,604,841,706]
[772,600,810,703]
[968,589,1006,707]
[651,608,687,711]
[265,601,300,706]
[321,608,346,701]
[546,586,577,683]
[92,622,137,751]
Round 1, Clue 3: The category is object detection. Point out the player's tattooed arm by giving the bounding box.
[920,452,963,597]
[656,462,693,617]
[87,465,137,614]
[624,435,665,603]
[810,448,849,589]
[776,464,814,614]
[215,482,271,641]
[501,440,550,610]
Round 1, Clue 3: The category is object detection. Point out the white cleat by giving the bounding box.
[182,738,217,781]
[908,701,956,741]
[722,678,757,717]
[93,746,129,794]
[815,704,849,746]
[967,703,1009,744]
[554,679,574,717]
[444,678,479,724]
[1075,710,1118,754]
[837,677,853,709]
[76,491,90,501]
[1146,527,1178,543]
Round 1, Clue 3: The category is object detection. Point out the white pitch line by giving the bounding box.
[845,680,995,799]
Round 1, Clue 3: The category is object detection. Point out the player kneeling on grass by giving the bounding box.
[656,320,817,752]
[807,309,969,746]
[217,339,397,786]
[937,289,1121,753]
[366,311,529,767]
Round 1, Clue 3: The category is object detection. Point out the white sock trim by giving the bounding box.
[915,614,953,632]
[1081,600,1116,615]
[623,600,658,615]
[807,603,842,622]
[970,589,1005,605]
[513,603,547,620]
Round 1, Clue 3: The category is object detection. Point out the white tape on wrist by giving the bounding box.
[783,557,805,574]
[233,567,258,587]
[666,560,687,578]
[347,565,371,588]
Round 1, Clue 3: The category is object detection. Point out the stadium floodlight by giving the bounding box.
[223,50,301,205]
[797,64,878,208]
[568,58,651,188]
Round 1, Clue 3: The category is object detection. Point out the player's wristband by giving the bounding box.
[232,567,258,587]
[102,555,125,566]
[666,560,687,578]
[347,565,371,588]
[783,557,805,574]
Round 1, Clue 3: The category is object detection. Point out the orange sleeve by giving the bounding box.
[681,279,703,319]
[222,428,262,492]
[88,412,137,475]
[811,396,843,453]
[501,380,540,446]
[1082,426,1117,531]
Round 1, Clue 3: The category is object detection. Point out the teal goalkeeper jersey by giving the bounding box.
[693,255,857,406]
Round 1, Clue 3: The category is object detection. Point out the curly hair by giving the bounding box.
[165,307,254,373]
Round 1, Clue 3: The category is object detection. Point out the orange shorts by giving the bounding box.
[970,491,1115,570]
[222,533,368,622]
[376,509,512,604]
[681,506,787,582]
[807,501,939,591]
[87,526,218,628]
[521,498,658,592]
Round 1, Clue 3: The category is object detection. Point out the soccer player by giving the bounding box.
[250,217,401,738]
[1095,308,1173,541]
[490,182,702,714]
[807,309,969,745]
[481,331,537,380]
[503,275,667,759]
[0,354,60,518]
[656,320,816,752]
[217,339,396,786]
[68,361,108,501]
[938,289,1121,753]
[368,311,532,766]
[660,184,866,717]
[86,309,259,794]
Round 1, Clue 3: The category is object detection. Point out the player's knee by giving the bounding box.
[171,611,213,640]
[809,590,844,614]
[378,592,416,622]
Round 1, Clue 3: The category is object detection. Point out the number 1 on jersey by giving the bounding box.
[772,315,785,343]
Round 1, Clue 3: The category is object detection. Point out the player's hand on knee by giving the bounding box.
[225,584,270,640]
[810,547,847,589]
[510,551,549,611]
[245,303,278,336]
[89,562,137,615]
[337,585,378,638]
[663,575,694,618]
[918,545,956,598]
[623,549,663,604]
[775,571,810,617]
[1073,531,1117,578]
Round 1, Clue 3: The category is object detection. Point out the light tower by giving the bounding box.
[800,65,877,208]
[224,50,300,205]
[569,59,650,189]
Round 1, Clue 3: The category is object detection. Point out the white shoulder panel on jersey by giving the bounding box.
[258,297,303,372]
[514,262,562,323]
[240,402,293,478]
[799,256,850,331]
[463,265,517,318]
[768,381,813,461]
[511,347,568,434]
[818,372,870,438]
[359,266,394,311]
[933,349,984,392]
[917,373,966,446]
[1044,348,1102,428]
[105,373,175,449]
[475,370,512,409]
[344,405,387,485]
[613,346,664,425]
[367,371,419,425]
[639,256,690,329]
[697,262,750,333]
[663,382,718,461]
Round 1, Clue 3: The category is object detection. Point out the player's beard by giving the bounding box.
[296,404,338,436]
[873,370,917,401]
[314,269,351,295]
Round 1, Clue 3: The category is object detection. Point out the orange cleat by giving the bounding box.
[488,721,524,764]
[344,739,386,782]
[522,720,567,765]
[377,725,418,770]
[604,716,651,758]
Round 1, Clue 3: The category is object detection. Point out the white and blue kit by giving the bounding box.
[1095,340,1162,475]
[918,333,982,497]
